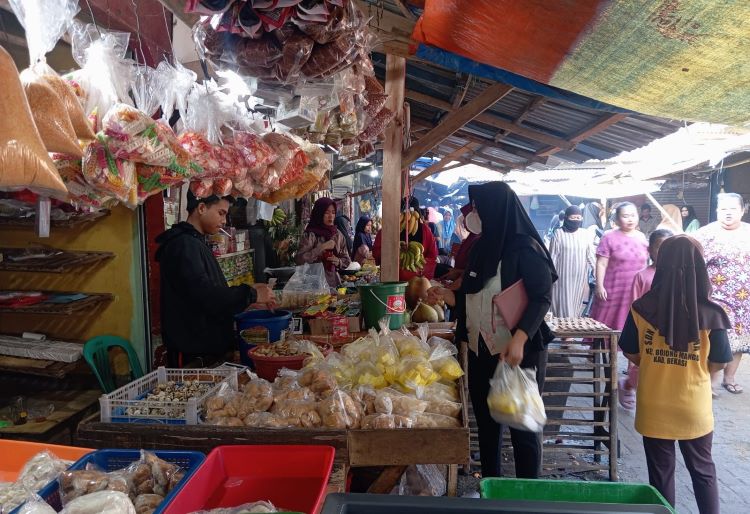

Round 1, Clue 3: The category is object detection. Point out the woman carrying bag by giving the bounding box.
[426,182,557,479]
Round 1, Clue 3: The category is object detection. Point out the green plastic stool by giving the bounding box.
[83,335,144,393]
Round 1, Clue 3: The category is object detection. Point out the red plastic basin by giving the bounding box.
[249,343,332,381]
[161,445,335,514]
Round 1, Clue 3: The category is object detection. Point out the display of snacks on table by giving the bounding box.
[203,323,464,430]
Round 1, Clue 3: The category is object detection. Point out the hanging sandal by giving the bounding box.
[722,383,743,394]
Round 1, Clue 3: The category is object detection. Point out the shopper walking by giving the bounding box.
[695,193,750,395]
[619,235,732,514]
[549,205,595,318]
[426,182,556,479]
[591,202,649,331]
[437,209,459,254]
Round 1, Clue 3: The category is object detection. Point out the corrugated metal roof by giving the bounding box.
[372,51,683,171]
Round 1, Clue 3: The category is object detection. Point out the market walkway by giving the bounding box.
[617,360,750,514]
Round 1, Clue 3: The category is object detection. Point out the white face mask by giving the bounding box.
[466,210,482,234]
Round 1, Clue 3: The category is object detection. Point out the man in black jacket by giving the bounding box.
[156,192,275,367]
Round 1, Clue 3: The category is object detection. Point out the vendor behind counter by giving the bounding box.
[295,197,351,288]
[156,192,274,368]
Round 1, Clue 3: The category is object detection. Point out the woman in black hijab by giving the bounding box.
[620,235,732,513]
[427,182,557,479]
[352,215,374,264]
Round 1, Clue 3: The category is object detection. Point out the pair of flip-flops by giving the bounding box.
[722,382,743,394]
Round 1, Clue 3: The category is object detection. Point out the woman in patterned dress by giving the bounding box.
[695,193,750,394]
[590,202,649,331]
[549,205,595,317]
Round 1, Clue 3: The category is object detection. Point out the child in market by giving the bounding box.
[618,229,672,410]
[619,235,731,514]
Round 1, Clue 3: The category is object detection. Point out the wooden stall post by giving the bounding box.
[381,54,406,282]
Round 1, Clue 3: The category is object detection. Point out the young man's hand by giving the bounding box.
[251,283,277,309]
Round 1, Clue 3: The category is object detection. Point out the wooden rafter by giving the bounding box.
[410,117,544,165]
[402,83,514,167]
[405,89,576,151]
[537,112,629,157]
[514,96,546,125]
[411,143,479,184]
[451,74,472,108]
[392,0,417,20]
[437,140,521,169]
[356,0,416,58]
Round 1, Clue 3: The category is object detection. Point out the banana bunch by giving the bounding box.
[400,241,426,272]
[399,210,419,236]
[268,208,287,226]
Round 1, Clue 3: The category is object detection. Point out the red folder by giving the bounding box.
[491,279,528,332]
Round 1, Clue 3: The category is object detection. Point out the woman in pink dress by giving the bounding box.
[591,202,649,331]
[619,228,673,409]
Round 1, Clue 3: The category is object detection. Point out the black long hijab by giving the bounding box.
[352,215,373,252]
[682,205,698,230]
[462,182,557,294]
[632,235,731,352]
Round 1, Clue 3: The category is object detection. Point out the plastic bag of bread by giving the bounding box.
[240,377,274,413]
[82,139,137,208]
[133,493,163,514]
[374,389,428,417]
[428,337,464,382]
[423,398,462,418]
[413,413,462,429]
[138,451,183,498]
[271,399,322,428]
[243,412,293,429]
[361,413,414,430]
[59,469,112,504]
[317,389,362,429]
[350,385,377,415]
[422,381,459,403]
[60,490,136,514]
[20,70,83,156]
[297,366,338,397]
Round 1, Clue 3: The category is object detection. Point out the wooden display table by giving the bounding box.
[544,317,620,480]
[77,377,470,495]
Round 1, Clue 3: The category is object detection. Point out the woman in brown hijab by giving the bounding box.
[619,235,732,514]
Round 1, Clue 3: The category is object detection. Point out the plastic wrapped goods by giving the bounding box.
[261,132,308,188]
[60,491,136,514]
[487,361,546,432]
[20,70,82,157]
[82,140,137,208]
[0,46,67,198]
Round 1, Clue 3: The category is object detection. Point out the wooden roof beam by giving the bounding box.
[406,89,575,151]
[514,96,546,126]
[410,117,543,165]
[411,143,479,184]
[393,0,417,20]
[402,83,514,168]
[437,140,522,169]
[536,112,629,157]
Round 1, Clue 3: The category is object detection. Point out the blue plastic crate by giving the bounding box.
[20,449,205,514]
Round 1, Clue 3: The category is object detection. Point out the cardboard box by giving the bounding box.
[307,316,361,336]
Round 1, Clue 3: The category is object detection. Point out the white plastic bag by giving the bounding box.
[9,0,79,66]
[487,361,546,432]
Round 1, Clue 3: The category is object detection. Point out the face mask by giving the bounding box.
[466,211,482,235]
[562,218,582,232]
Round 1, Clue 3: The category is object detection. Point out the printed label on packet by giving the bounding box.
[386,295,406,314]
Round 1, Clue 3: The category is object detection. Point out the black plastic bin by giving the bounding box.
[320,493,674,514]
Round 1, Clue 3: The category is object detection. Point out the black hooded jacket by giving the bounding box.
[155,222,256,355]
